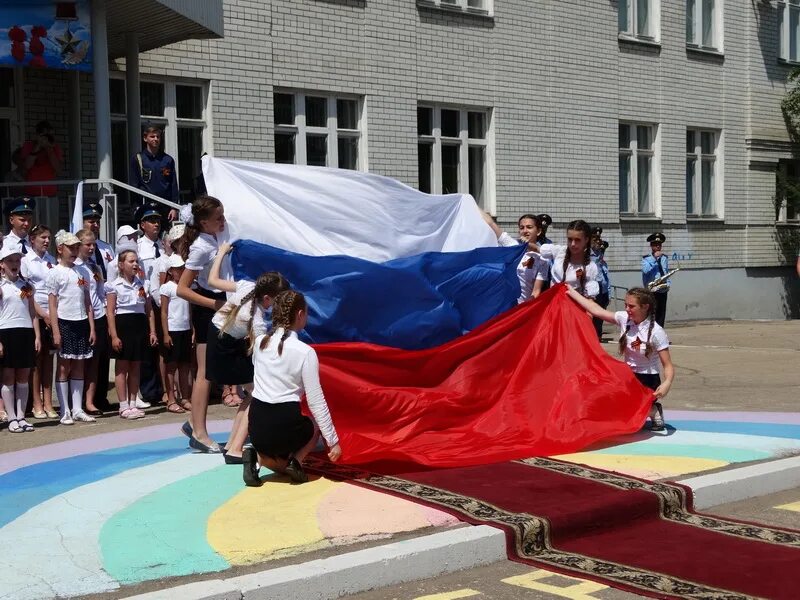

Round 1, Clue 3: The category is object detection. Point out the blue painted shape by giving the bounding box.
[585,442,771,463]
[0,433,228,528]
[667,420,800,440]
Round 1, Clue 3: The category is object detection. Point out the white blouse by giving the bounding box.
[105,276,149,315]
[74,259,107,320]
[614,311,670,375]
[516,251,549,304]
[159,280,191,331]
[211,280,268,339]
[538,243,600,298]
[185,233,220,292]
[21,251,56,313]
[0,277,35,329]
[251,329,339,448]
[45,264,88,321]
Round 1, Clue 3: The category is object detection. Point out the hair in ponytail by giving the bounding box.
[218,271,290,337]
[250,290,306,356]
[562,219,591,292]
[618,287,658,357]
[175,195,222,261]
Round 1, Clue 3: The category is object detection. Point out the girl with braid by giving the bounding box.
[529,219,600,299]
[182,242,290,464]
[244,290,342,486]
[566,286,674,431]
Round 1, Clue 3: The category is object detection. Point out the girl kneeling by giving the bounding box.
[244,291,342,486]
[567,286,674,431]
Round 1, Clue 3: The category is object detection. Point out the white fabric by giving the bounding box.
[251,329,338,447]
[159,281,191,331]
[137,235,165,303]
[105,276,149,315]
[211,280,267,339]
[202,157,497,262]
[185,233,220,292]
[0,278,34,329]
[516,252,548,304]
[74,259,106,319]
[45,265,88,321]
[614,311,670,375]
[497,232,520,248]
[21,251,56,312]
[2,231,29,255]
[150,254,172,307]
[538,243,600,298]
[95,240,115,269]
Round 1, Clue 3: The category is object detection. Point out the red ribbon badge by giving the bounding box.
[46,262,53,269]
[575,269,584,279]
[77,277,87,287]
[161,167,171,178]
[20,284,34,299]
[631,338,642,350]
[138,286,146,299]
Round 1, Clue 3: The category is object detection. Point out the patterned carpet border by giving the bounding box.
[305,457,797,600]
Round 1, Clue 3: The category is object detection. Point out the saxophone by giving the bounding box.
[648,268,680,293]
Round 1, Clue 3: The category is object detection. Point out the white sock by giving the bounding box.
[1,384,15,419]
[15,383,29,421]
[119,399,129,411]
[70,379,84,414]
[56,380,70,417]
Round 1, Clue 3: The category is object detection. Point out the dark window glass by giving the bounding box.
[686,130,695,153]
[275,133,295,164]
[619,124,630,148]
[177,127,203,200]
[274,93,294,125]
[468,112,486,139]
[418,143,432,193]
[417,107,433,136]
[307,134,327,166]
[338,137,358,169]
[337,99,358,130]
[468,146,485,207]
[110,79,126,115]
[140,82,165,116]
[0,68,14,108]
[441,144,460,193]
[110,120,130,205]
[441,109,460,138]
[176,85,203,119]
[305,96,327,127]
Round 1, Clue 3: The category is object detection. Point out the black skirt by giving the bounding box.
[205,322,254,385]
[635,372,661,392]
[163,329,192,364]
[58,318,93,360]
[112,313,148,361]
[0,327,36,369]
[248,398,314,460]
[192,288,226,345]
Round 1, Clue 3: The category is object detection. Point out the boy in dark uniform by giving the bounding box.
[590,227,610,340]
[130,125,179,223]
[641,232,670,326]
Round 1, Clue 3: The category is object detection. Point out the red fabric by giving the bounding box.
[315,284,654,467]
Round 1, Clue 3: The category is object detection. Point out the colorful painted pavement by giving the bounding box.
[1,410,799,599]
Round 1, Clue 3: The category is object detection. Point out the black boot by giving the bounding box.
[285,457,309,484]
[242,446,262,487]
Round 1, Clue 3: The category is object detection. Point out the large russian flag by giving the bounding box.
[204,158,653,467]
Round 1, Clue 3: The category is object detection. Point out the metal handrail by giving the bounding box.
[81,178,182,210]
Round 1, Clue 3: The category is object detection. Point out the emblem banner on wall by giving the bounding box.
[1,1,91,72]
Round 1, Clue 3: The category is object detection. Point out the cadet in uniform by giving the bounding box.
[590,227,611,340]
[641,232,670,327]
[130,124,179,223]
[3,197,35,254]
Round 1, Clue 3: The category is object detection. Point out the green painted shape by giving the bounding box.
[100,465,241,584]
[585,443,770,463]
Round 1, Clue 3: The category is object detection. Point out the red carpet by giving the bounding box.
[307,457,800,599]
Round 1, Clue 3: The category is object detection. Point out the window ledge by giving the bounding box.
[617,34,661,49]
[686,45,724,59]
[687,216,725,223]
[778,58,800,67]
[776,221,800,227]
[619,214,662,222]
[416,1,494,20]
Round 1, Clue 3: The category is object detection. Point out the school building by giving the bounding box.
[2,0,799,320]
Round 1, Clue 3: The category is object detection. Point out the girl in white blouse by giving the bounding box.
[567,286,675,431]
[514,215,549,303]
[20,224,57,418]
[0,246,41,433]
[243,290,342,486]
[106,250,158,420]
[46,230,96,425]
[531,219,600,299]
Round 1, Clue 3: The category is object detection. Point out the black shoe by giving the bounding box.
[285,457,309,484]
[650,402,665,431]
[181,421,193,438]
[242,447,262,486]
[188,436,222,454]
[85,408,103,417]
[224,452,243,465]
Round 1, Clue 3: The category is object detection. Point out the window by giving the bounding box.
[779,1,800,62]
[686,0,720,51]
[686,129,720,217]
[618,0,660,41]
[273,91,364,170]
[776,159,800,221]
[619,123,658,216]
[108,76,210,203]
[424,0,493,16]
[417,105,493,210]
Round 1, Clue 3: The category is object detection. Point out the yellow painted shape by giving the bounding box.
[502,569,607,599]
[207,477,339,565]
[413,590,482,600]
[553,453,727,479]
[775,501,800,512]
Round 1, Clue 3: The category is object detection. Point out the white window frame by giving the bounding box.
[619,122,660,217]
[776,159,800,222]
[417,104,495,214]
[686,129,722,218]
[273,90,366,171]
[686,0,723,51]
[618,0,661,42]
[109,74,213,193]
[426,0,493,17]
[779,1,800,63]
